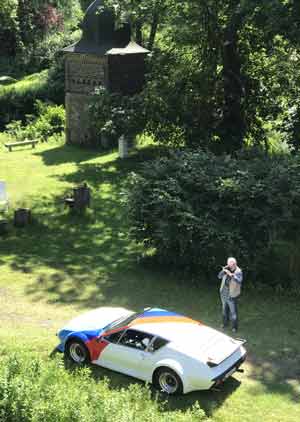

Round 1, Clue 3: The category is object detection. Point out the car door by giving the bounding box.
[98,329,155,380]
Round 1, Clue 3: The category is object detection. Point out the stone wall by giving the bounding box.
[65,53,108,145]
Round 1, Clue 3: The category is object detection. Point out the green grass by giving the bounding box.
[0,136,299,421]
[0,71,48,96]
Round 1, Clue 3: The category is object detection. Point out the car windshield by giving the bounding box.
[103,311,142,332]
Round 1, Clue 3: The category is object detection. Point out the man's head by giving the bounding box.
[227,257,237,271]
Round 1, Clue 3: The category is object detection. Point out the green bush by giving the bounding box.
[0,29,80,129]
[126,149,300,286]
[5,101,65,141]
[90,87,147,148]
[0,71,49,130]
[0,352,206,422]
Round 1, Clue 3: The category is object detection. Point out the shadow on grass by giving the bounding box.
[247,355,300,403]
[2,145,189,310]
[33,143,111,166]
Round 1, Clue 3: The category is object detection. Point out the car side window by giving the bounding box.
[149,336,169,352]
[104,330,125,344]
[119,329,153,351]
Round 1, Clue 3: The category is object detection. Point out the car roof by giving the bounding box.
[128,308,203,342]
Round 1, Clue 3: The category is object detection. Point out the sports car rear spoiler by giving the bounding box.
[207,338,247,367]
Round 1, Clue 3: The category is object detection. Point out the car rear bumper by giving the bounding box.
[211,353,247,386]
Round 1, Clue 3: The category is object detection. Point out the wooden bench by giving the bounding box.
[4,139,38,152]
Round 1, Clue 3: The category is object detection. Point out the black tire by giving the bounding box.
[65,339,90,365]
[153,367,183,395]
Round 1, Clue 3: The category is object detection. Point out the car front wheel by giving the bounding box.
[154,367,183,395]
[65,339,90,364]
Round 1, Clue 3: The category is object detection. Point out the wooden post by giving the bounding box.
[0,219,8,235]
[73,184,91,211]
[14,208,31,227]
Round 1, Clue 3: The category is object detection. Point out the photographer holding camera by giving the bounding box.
[218,257,243,333]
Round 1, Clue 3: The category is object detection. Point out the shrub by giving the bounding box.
[126,148,300,286]
[0,30,80,129]
[0,71,49,130]
[5,101,65,141]
[90,87,147,148]
[0,352,206,422]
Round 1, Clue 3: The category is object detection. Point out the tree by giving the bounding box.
[0,0,19,57]
[147,0,300,152]
[103,0,170,49]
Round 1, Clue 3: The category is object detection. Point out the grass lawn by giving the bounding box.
[0,136,299,421]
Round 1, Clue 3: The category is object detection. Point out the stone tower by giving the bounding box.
[63,0,149,146]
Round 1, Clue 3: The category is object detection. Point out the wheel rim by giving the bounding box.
[69,343,87,363]
[159,372,178,394]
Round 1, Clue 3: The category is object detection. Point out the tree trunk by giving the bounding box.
[135,20,143,46]
[148,11,159,50]
[0,219,8,235]
[220,4,246,153]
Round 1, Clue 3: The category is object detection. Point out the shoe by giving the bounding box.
[232,328,237,333]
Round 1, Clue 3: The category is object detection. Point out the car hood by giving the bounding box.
[60,307,133,333]
[171,324,244,364]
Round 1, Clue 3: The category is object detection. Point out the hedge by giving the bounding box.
[126,148,300,287]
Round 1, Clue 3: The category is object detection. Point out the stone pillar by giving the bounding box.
[65,54,108,146]
[118,135,129,158]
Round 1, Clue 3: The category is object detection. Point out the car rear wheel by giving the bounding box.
[154,367,183,395]
[65,339,90,364]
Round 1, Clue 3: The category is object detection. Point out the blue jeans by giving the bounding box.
[221,296,238,330]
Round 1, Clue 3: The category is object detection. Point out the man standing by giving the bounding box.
[218,257,243,332]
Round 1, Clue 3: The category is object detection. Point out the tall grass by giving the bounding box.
[0,352,206,422]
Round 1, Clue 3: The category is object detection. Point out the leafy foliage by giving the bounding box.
[102,0,169,49]
[126,149,300,285]
[0,71,50,130]
[0,1,82,74]
[90,86,147,147]
[100,0,300,152]
[0,26,79,129]
[0,352,206,422]
[5,100,65,141]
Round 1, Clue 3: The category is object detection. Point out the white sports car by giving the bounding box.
[57,307,247,394]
